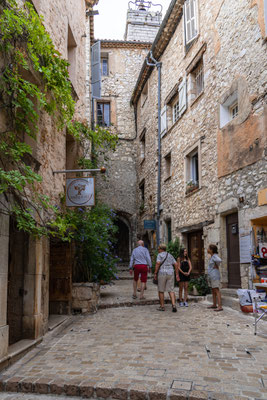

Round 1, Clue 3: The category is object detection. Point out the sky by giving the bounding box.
[94,0,172,40]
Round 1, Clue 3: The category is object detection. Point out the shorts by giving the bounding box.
[158,274,174,293]
[211,279,221,289]
[134,264,148,283]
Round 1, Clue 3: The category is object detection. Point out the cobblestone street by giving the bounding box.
[0,279,267,400]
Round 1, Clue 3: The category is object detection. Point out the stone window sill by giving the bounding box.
[140,157,145,166]
[190,91,204,108]
[185,186,201,197]
[164,175,171,182]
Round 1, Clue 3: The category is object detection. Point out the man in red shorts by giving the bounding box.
[129,240,152,300]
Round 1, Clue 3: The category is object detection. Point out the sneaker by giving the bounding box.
[179,302,184,307]
[184,301,188,307]
[172,306,177,313]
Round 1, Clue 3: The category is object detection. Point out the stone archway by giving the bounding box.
[114,214,131,262]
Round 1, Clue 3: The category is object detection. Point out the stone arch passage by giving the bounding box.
[114,217,130,262]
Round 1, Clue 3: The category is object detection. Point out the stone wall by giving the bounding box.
[0,0,89,362]
[95,43,150,254]
[134,0,267,286]
[72,283,100,313]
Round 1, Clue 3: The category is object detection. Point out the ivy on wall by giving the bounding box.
[0,0,118,238]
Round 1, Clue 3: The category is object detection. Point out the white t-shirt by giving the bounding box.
[157,252,176,276]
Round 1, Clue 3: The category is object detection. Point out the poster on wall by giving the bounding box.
[239,233,251,264]
[66,178,95,207]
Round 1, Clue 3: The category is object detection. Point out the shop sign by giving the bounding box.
[144,220,156,230]
[259,243,267,259]
[66,178,95,207]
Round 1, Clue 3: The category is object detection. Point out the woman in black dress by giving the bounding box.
[177,248,192,307]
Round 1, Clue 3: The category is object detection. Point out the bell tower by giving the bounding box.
[124,1,162,42]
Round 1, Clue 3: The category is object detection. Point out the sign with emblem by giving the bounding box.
[66,178,95,207]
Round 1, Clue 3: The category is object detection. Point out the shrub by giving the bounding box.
[188,274,210,296]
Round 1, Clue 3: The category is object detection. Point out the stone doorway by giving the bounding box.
[7,218,29,345]
[49,239,72,315]
[114,218,130,262]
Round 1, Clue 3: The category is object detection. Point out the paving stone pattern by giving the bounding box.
[0,394,80,399]
[0,291,267,400]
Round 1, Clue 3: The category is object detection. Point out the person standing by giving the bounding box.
[129,240,151,300]
[207,244,223,312]
[154,243,179,312]
[177,248,192,307]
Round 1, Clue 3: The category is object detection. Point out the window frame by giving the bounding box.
[184,140,201,195]
[184,0,198,46]
[219,91,238,128]
[101,57,109,76]
[164,152,172,180]
[96,101,110,127]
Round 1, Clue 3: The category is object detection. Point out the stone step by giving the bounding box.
[206,294,240,311]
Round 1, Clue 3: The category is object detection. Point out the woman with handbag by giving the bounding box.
[154,243,179,312]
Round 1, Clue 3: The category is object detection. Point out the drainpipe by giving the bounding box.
[146,51,162,247]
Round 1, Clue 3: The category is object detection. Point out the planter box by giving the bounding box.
[72,282,100,313]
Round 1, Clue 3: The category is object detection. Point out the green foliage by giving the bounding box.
[152,237,181,273]
[188,274,211,296]
[64,204,118,283]
[167,237,181,260]
[0,0,118,239]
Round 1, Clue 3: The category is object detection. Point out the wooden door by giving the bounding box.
[188,230,204,275]
[49,239,72,315]
[226,213,241,288]
[7,219,29,344]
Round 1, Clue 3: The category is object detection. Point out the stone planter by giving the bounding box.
[72,282,100,313]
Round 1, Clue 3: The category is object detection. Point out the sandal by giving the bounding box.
[140,296,146,300]
[207,306,217,309]
[132,295,137,299]
[157,306,165,311]
[214,308,223,312]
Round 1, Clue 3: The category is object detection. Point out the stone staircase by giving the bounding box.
[116,262,131,279]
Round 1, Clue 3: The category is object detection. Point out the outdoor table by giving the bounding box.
[253,283,267,335]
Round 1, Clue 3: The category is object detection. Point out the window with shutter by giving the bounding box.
[91,41,101,99]
[179,78,187,116]
[161,105,167,136]
[184,0,198,45]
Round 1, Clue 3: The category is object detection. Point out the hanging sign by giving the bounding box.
[144,220,156,230]
[259,243,267,259]
[66,178,95,207]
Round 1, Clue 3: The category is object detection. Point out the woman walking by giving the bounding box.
[177,248,192,307]
[154,243,179,312]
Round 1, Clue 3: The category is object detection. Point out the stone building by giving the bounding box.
[95,1,162,261]
[0,0,96,369]
[131,0,267,287]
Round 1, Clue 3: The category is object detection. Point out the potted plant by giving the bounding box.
[186,180,199,194]
[188,274,210,296]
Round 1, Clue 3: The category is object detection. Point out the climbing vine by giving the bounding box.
[0,0,118,238]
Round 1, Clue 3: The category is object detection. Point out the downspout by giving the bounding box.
[146,51,162,247]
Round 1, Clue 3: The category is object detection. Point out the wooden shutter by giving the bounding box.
[179,78,187,116]
[184,0,198,44]
[161,105,167,135]
[91,41,101,99]
[264,0,267,37]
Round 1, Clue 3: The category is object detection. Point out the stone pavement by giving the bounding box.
[0,284,267,400]
[99,277,204,308]
[0,394,80,399]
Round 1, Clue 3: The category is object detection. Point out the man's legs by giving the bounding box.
[133,279,137,297]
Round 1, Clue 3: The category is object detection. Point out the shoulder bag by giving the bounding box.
[153,253,168,285]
